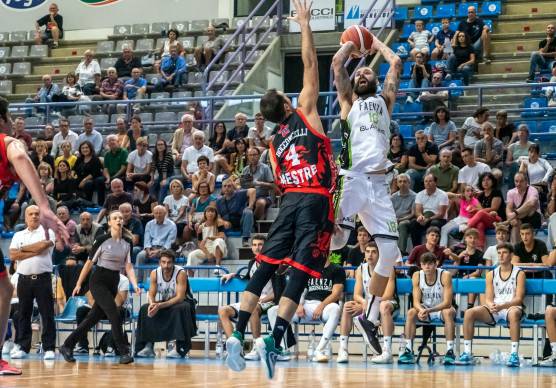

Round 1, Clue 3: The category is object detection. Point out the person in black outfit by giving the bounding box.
[75,141,105,205]
[456,5,491,62]
[407,52,432,103]
[59,210,141,364]
[527,23,556,82]
[34,3,63,48]
[345,226,371,268]
[446,32,476,85]
[114,45,142,80]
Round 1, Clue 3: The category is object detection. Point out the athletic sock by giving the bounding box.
[339,335,349,351]
[464,340,472,354]
[235,310,252,336]
[271,316,290,346]
[383,336,392,354]
[551,342,556,356]
[511,342,519,354]
[316,336,330,352]
[405,339,413,352]
[446,340,454,351]
[365,295,382,325]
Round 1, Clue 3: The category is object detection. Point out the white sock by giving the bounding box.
[464,340,472,354]
[383,336,392,354]
[511,342,519,354]
[339,335,349,351]
[551,342,556,355]
[446,340,454,351]
[316,336,329,352]
[405,339,413,352]
[365,295,382,325]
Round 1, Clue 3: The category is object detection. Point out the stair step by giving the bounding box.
[457,102,521,111]
[472,72,528,82]
[51,46,96,58]
[478,60,529,74]
[33,63,77,76]
[491,39,538,53]
[503,2,556,16]
[457,93,530,104]
[495,19,555,34]
[498,12,556,21]
[464,85,533,96]
[491,32,545,41]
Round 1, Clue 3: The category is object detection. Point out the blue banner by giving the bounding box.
[1,0,47,10]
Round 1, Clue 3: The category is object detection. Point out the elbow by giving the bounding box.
[332,54,344,73]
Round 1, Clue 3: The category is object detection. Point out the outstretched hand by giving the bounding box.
[288,0,312,26]
[40,206,70,245]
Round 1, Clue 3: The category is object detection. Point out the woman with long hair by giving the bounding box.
[59,210,140,364]
[229,138,249,180]
[74,140,105,205]
[127,115,145,151]
[187,206,227,275]
[52,159,79,207]
[133,181,158,226]
[189,181,217,226]
[210,121,227,154]
[447,32,475,85]
[151,138,174,202]
[518,143,553,207]
[30,139,54,169]
[426,106,457,149]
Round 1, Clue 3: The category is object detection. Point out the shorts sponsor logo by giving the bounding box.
[1,0,46,10]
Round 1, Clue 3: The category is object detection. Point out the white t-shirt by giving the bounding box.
[118,274,130,292]
[247,126,272,147]
[409,30,433,49]
[163,194,189,221]
[10,225,56,275]
[462,117,482,147]
[76,60,101,86]
[127,149,153,174]
[516,156,554,184]
[458,162,491,189]
[415,188,449,218]
[182,145,215,174]
[483,244,499,266]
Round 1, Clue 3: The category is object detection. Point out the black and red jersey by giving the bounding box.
[269,109,336,196]
[0,133,18,194]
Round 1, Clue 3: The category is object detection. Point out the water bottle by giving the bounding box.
[215,331,223,359]
[398,333,406,355]
[489,349,502,365]
[444,37,453,55]
[307,330,315,361]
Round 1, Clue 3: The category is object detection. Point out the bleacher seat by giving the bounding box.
[171,91,193,105]
[91,114,109,125]
[251,15,273,29]
[100,57,117,71]
[187,72,204,85]
[212,18,230,28]
[9,31,28,42]
[10,46,29,58]
[246,50,263,65]
[481,1,502,17]
[150,92,170,106]
[426,22,442,36]
[12,62,31,76]
[435,4,456,19]
[0,47,10,59]
[180,37,195,50]
[190,20,210,32]
[518,120,537,132]
[0,32,8,42]
[170,21,189,33]
[196,35,209,47]
[96,41,115,54]
[232,17,248,30]
[391,43,410,60]
[0,63,12,76]
[414,6,433,19]
[522,97,548,118]
[184,54,196,66]
[450,21,458,32]
[540,121,556,132]
[138,112,153,123]
[400,24,416,39]
[237,34,257,47]
[444,79,464,97]
[209,70,228,84]
[225,52,241,66]
[24,116,43,127]
[0,80,12,95]
[153,111,178,125]
[136,39,154,51]
[400,102,423,121]
[110,114,125,124]
[219,34,233,47]
[155,38,167,50]
[115,39,134,52]
[484,19,493,31]
[68,115,85,127]
[151,22,170,35]
[144,73,159,85]
[394,7,409,21]
[399,125,413,138]
[402,61,414,79]
[29,45,48,58]
[113,25,131,36]
[259,32,277,45]
[379,63,389,79]
[458,2,479,17]
[131,23,150,35]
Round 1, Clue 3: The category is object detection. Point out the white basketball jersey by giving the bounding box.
[419,268,444,309]
[493,265,521,305]
[340,94,392,174]
[359,262,372,299]
[155,265,184,302]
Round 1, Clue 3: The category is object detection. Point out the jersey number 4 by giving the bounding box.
[285,144,301,167]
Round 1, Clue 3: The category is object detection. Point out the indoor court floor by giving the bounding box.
[1,354,555,388]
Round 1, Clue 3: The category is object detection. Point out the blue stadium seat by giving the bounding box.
[426,22,442,37]
[400,24,416,39]
[484,19,493,32]
[521,98,548,118]
[394,7,409,21]
[480,1,502,17]
[391,42,410,59]
[443,79,464,98]
[434,4,456,19]
[379,63,390,79]
[457,2,479,17]
[399,125,413,138]
[402,61,414,79]
[449,21,458,31]
[400,102,423,121]
[413,6,433,20]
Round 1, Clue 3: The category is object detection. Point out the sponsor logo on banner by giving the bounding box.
[344,0,394,29]
[79,0,121,6]
[289,0,335,32]
[0,0,47,11]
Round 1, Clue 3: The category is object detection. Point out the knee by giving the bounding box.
[442,308,455,320]
[218,306,231,319]
[531,51,540,60]
[407,308,417,319]
[546,306,556,319]
[379,301,392,316]
[243,207,253,216]
[507,308,521,323]
[255,198,266,209]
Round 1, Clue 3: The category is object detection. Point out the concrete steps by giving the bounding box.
[478,59,529,74]
[495,19,556,34]
[51,45,96,58]
[491,39,538,54]
[503,1,556,15]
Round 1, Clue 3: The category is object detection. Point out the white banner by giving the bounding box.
[289,0,336,32]
[344,0,394,29]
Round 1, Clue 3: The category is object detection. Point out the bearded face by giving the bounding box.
[353,69,378,96]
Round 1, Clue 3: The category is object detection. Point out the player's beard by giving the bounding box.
[354,78,378,96]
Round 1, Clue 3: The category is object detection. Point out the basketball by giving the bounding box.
[340,25,374,54]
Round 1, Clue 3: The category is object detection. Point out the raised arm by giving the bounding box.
[375,38,402,114]
[332,42,356,119]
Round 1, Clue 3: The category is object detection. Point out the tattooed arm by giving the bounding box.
[375,38,402,115]
[332,41,357,120]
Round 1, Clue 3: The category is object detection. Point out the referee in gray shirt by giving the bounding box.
[59,210,140,364]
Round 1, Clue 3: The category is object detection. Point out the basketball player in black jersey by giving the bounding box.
[225,0,336,379]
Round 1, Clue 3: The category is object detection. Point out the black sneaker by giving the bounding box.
[119,354,134,364]
[353,314,382,355]
[59,345,76,363]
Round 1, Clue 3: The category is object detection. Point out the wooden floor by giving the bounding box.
[1,354,555,388]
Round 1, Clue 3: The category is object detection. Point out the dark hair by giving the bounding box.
[78,140,97,159]
[159,249,177,262]
[260,89,287,123]
[0,96,9,123]
[251,234,266,243]
[529,143,540,154]
[357,226,370,235]
[389,133,406,152]
[425,173,437,182]
[59,117,69,127]
[461,146,474,155]
[478,171,497,190]
[473,107,489,118]
[247,147,261,155]
[455,31,471,47]
[197,155,210,165]
[153,138,170,161]
[65,72,77,84]
[433,106,450,123]
[130,115,142,124]
[234,137,248,150]
[209,121,227,150]
[426,226,440,236]
[420,252,437,265]
[197,181,212,194]
[134,181,149,196]
[167,28,180,39]
[366,241,378,250]
[519,223,534,232]
[55,159,72,180]
[496,242,514,254]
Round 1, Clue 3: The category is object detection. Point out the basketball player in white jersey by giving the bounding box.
[337,242,398,363]
[331,31,403,355]
[399,252,456,365]
[459,243,525,367]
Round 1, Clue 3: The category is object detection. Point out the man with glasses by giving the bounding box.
[455,5,492,63]
[407,52,432,104]
[527,24,556,82]
[115,44,142,80]
[120,67,147,113]
[171,114,198,162]
[248,112,271,150]
[51,118,78,157]
[77,117,103,155]
[419,73,449,112]
[240,147,275,220]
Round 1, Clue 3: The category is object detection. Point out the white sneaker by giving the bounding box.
[312,349,330,363]
[44,350,55,360]
[277,351,291,362]
[370,352,393,364]
[104,347,115,357]
[10,346,28,359]
[2,340,14,355]
[167,348,183,358]
[136,346,155,358]
[244,349,260,361]
[336,349,349,364]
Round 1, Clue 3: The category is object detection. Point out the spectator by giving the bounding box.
[34,3,63,48]
[54,140,77,169]
[425,107,457,150]
[125,136,152,189]
[483,223,509,266]
[136,206,177,280]
[546,178,556,249]
[11,117,33,150]
[216,178,256,246]
[446,32,475,85]
[93,67,123,114]
[121,68,147,112]
[187,206,228,273]
[171,114,196,162]
[25,75,60,116]
[52,160,80,209]
[189,182,217,226]
[71,212,102,263]
[96,179,133,223]
[512,223,555,277]
[209,121,227,154]
[506,124,535,167]
[34,123,55,150]
[344,226,371,269]
[115,117,129,149]
[248,112,271,150]
[132,181,158,226]
[191,155,216,198]
[75,50,101,96]
[458,147,491,190]
[527,24,556,82]
[30,140,54,169]
[157,29,183,66]
[77,117,103,155]
[410,174,449,247]
[406,130,439,191]
[455,5,492,63]
[155,44,186,89]
[407,20,433,60]
[541,305,556,365]
[118,202,144,261]
[103,134,128,181]
[388,134,408,191]
[494,110,516,146]
[114,44,142,80]
[37,162,55,195]
[440,184,481,247]
[227,138,249,179]
[126,116,146,152]
[467,172,505,249]
[223,113,249,150]
[391,173,416,255]
[419,72,449,112]
[544,65,556,106]
[194,25,224,70]
[428,148,459,194]
[474,121,504,170]
[406,52,432,103]
[506,172,542,243]
[135,250,196,359]
[518,144,553,207]
[74,141,105,205]
[52,205,77,265]
[444,228,484,291]
[181,131,215,184]
[240,147,275,220]
[151,138,174,202]
[432,18,455,60]
[8,206,56,360]
[51,119,78,158]
[57,72,88,115]
[163,179,190,242]
[459,107,489,150]
[407,226,447,270]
